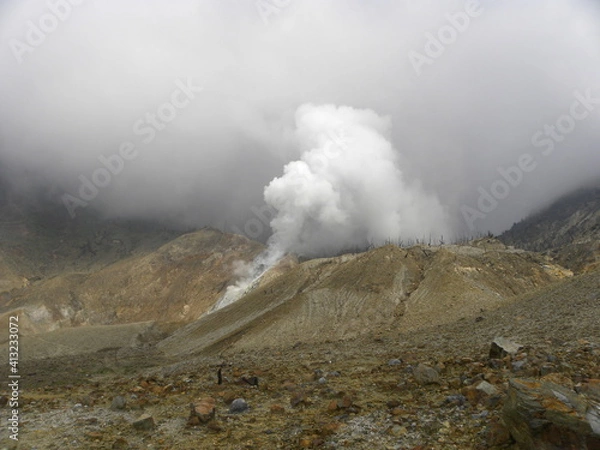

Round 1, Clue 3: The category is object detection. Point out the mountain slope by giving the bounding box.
[0,251,27,294]
[500,185,600,273]
[0,206,187,284]
[0,229,264,334]
[158,239,571,357]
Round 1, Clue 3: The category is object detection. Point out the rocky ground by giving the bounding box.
[1,269,598,450]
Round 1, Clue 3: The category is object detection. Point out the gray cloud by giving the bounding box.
[0,0,599,249]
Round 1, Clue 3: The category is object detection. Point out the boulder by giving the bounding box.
[503,377,600,449]
[490,337,523,359]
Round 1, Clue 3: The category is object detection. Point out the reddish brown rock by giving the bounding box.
[85,431,103,440]
[448,377,462,389]
[207,421,224,432]
[386,399,401,408]
[327,400,338,412]
[339,395,354,409]
[283,381,298,391]
[390,407,406,416]
[189,397,216,425]
[221,391,237,405]
[270,404,286,414]
[299,437,313,448]
[319,422,341,436]
[485,417,513,447]
[462,385,482,406]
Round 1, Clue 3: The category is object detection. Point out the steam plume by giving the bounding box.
[265,104,451,257]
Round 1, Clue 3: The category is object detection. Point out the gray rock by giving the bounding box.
[511,359,527,372]
[503,378,600,449]
[132,414,155,431]
[488,359,503,369]
[540,364,555,376]
[110,395,127,410]
[413,364,440,385]
[476,381,499,397]
[229,398,249,414]
[489,337,523,359]
[445,395,467,406]
[472,410,489,419]
[388,359,402,366]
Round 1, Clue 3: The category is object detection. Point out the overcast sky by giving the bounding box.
[1,0,599,252]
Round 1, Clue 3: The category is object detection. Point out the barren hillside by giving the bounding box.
[500,185,600,273]
[0,227,264,335]
[159,239,571,357]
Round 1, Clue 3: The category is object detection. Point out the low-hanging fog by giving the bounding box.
[1,0,599,257]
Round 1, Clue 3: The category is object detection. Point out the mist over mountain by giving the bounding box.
[1,0,600,256]
[500,184,600,272]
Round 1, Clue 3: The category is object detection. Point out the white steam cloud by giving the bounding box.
[265,104,450,257]
[213,246,283,310]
